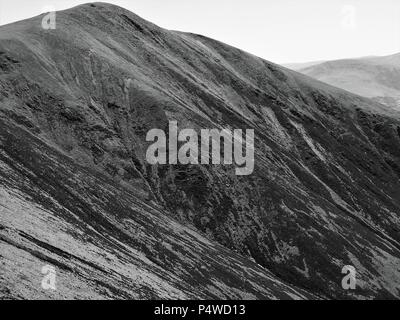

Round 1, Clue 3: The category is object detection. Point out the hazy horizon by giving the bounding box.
[0,0,399,64]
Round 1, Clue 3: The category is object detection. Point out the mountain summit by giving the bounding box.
[1,3,400,299]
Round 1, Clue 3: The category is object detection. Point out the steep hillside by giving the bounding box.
[1,3,400,299]
[294,53,400,109]
[0,116,313,299]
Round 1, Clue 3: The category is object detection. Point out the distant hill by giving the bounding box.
[283,60,327,71]
[290,53,400,109]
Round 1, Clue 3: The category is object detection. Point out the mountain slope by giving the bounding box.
[0,115,314,299]
[1,3,400,299]
[293,53,400,109]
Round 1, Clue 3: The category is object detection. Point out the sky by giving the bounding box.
[0,0,399,64]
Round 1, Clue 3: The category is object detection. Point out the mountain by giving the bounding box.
[283,60,327,71]
[1,2,400,299]
[291,53,400,109]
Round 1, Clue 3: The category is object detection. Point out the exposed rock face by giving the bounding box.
[293,54,400,110]
[1,3,400,299]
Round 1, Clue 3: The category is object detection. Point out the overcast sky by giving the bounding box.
[0,0,399,64]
